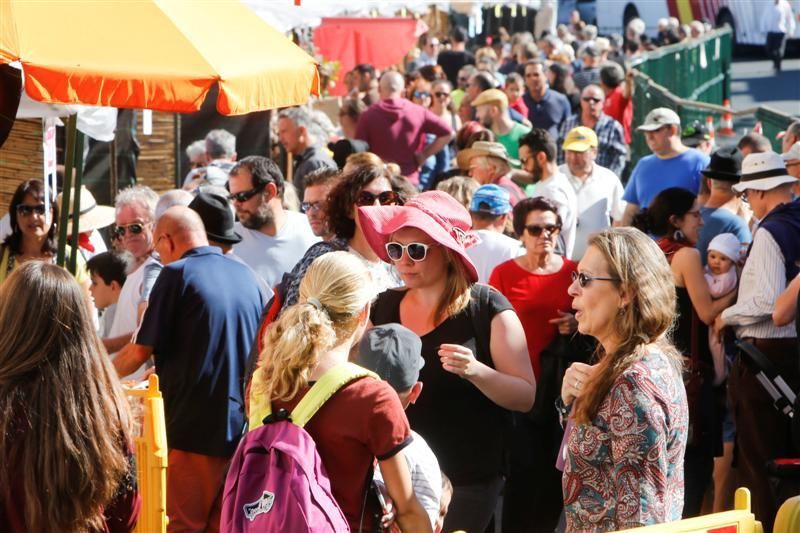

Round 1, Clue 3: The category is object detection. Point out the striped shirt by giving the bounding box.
[721,228,796,339]
[557,113,628,177]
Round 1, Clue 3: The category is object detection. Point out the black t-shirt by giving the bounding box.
[437,50,475,86]
[371,284,513,484]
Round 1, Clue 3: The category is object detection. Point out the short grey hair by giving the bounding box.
[185,139,206,161]
[155,189,194,220]
[115,185,159,222]
[205,129,236,160]
[279,106,326,141]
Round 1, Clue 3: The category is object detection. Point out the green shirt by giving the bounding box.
[496,122,531,167]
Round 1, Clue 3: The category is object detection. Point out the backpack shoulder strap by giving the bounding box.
[247,362,377,431]
[291,363,377,428]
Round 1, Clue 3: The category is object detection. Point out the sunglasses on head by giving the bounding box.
[228,183,266,203]
[571,271,620,288]
[355,190,400,207]
[581,96,603,104]
[525,223,561,237]
[16,204,46,216]
[385,241,438,262]
[114,222,146,238]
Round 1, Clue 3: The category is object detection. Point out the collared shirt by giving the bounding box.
[559,163,626,260]
[557,113,628,177]
[762,0,796,34]
[293,145,336,195]
[721,228,796,339]
[136,246,266,456]
[522,88,571,139]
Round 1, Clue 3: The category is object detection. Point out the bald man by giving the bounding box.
[114,206,265,532]
[355,70,454,185]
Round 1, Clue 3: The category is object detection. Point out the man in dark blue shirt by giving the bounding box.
[521,60,571,139]
[114,206,265,532]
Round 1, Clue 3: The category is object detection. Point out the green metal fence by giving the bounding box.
[629,27,797,168]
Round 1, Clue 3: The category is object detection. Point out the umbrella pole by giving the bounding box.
[68,129,85,274]
[57,115,77,268]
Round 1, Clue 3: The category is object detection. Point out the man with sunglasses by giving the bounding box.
[228,156,318,289]
[556,85,627,177]
[104,185,162,380]
[620,107,710,226]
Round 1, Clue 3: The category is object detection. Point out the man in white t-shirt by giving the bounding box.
[228,156,319,289]
[559,126,626,260]
[105,185,162,381]
[466,184,524,283]
[519,128,578,258]
[357,324,443,529]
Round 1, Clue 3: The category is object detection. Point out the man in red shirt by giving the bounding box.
[599,63,634,146]
[355,71,453,186]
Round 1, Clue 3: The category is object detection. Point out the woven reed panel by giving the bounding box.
[135,111,176,193]
[0,119,42,213]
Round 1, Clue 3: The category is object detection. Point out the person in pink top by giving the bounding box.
[355,71,454,185]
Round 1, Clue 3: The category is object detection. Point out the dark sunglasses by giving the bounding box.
[571,271,620,288]
[355,190,399,207]
[228,183,266,203]
[16,204,46,216]
[114,223,146,238]
[525,223,561,237]
[301,201,324,213]
[582,96,603,104]
[434,91,450,98]
[385,241,438,262]
[413,90,431,99]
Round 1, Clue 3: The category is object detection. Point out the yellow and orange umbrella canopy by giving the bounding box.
[0,0,320,115]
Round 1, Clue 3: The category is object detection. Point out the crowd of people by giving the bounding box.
[1,10,800,533]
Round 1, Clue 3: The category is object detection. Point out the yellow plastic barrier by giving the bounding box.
[616,488,762,533]
[774,495,800,533]
[125,374,168,533]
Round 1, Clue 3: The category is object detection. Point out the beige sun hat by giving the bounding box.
[456,141,518,169]
[732,151,796,193]
[57,186,116,233]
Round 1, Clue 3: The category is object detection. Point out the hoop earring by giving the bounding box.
[673,229,685,242]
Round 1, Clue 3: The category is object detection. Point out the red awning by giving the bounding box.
[313,17,426,96]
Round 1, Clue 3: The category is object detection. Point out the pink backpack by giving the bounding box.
[221,363,376,532]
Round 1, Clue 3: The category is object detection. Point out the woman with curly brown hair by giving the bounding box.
[0,261,139,532]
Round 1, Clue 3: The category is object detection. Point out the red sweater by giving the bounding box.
[489,257,577,378]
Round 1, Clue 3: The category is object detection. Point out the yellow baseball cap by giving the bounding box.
[563,126,598,152]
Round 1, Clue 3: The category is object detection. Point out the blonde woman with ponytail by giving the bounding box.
[250,251,431,533]
[558,228,689,532]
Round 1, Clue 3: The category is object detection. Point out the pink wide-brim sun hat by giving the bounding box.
[357,191,480,283]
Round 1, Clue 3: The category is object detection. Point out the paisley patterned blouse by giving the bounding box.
[562,350,689,532]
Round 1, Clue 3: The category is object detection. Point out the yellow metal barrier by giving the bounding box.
[125,374,168,533]
[616,488,762,533]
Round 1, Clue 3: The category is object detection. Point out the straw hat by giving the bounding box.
[456,141,518,169]
[56,186,115,233]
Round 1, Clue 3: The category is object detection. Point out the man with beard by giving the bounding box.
[228,156,318,288]
[519,128,577,258]
[472,88,531,164]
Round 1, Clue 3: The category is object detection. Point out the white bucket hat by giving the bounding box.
[732,151,796,193]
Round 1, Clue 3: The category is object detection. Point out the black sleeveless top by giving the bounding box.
[371,285,514,484]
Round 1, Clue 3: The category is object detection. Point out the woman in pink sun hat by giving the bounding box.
[360,190,535,533]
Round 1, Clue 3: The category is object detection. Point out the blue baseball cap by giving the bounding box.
[470,184,511,215]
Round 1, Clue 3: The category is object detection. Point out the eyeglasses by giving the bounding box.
[301,201,324,213]
[571,271,621,288]
[581,96,603,104]
[434,91,450,98]
[228,183,266,203]
[114,222,147,238]
[525,223,561,237]
[355,190,400,207]
[412,91,431,99]
[385,241,438,262]
[16,204,46,216]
